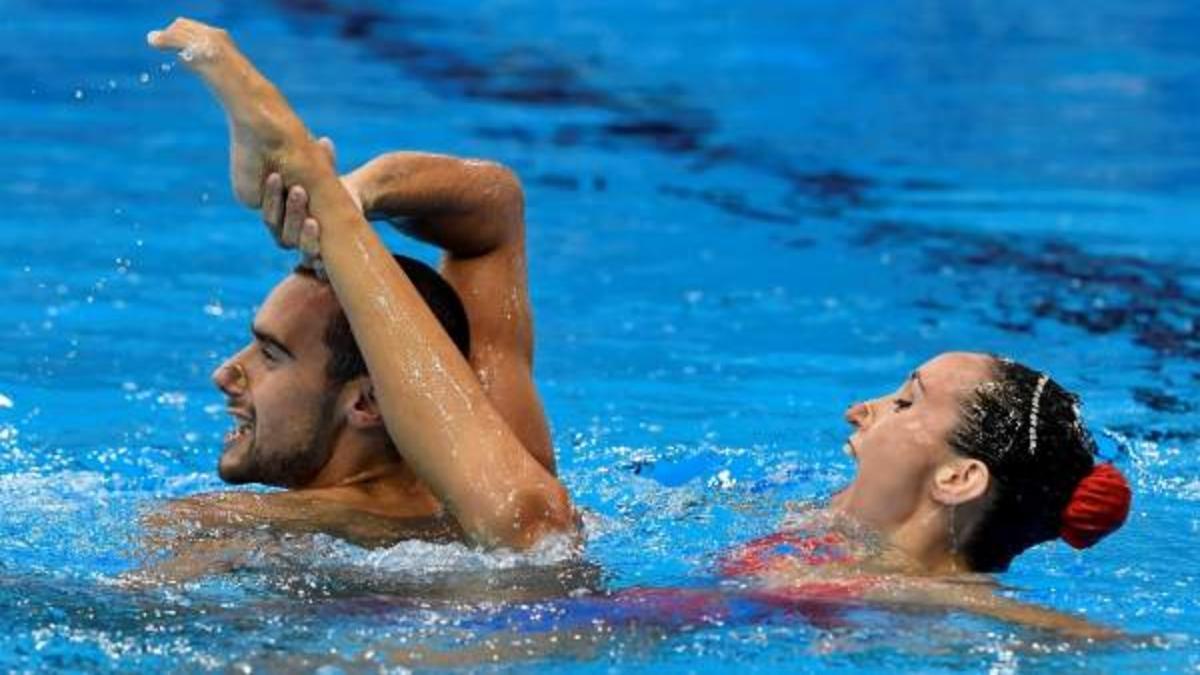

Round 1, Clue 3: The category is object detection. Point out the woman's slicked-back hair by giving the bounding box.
[294,254,471,384]
[951,358,1098,572]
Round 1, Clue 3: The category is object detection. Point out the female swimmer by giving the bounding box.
[148,19,1131,640]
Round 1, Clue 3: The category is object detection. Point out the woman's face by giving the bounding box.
[832,352,995,533]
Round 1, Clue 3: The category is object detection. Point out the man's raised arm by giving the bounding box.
[148,18,573,550]
[271,152,554,472]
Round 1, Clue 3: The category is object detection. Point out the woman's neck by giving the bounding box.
[883,504,973,575]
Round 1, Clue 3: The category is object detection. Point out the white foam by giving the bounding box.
[308,531,581,576]
[0,470,110,514]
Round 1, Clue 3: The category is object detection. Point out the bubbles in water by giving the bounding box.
[139,72,151,84]
[156,391,188,409]
[708,469,736,490]
[159,62,173,73]
[73,89,84,100]
[0,394,12,409]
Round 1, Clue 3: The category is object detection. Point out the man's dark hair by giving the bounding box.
[951,357,1097,572]
[294,255,470,384]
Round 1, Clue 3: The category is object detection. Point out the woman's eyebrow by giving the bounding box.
[910,370,927,395]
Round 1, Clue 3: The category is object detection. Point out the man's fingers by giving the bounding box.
[316,136,337,167]
[280,186,309,247]
[261,173,285,241]
[299,217,321,258]
[300,218,325,281]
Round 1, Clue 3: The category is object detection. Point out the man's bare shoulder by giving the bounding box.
[147,490,461,548]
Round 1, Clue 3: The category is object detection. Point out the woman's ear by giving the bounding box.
[343,377,383,429]
[931,458,990,506]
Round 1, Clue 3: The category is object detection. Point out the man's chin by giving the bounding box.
[217,438,258,484]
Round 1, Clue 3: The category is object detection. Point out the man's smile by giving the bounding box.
[224,407,255,446]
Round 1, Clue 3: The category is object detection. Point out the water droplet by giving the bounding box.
[156,391,188,408]
[708,469,736,490]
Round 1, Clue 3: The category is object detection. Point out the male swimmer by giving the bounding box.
[141,19,575,576]
[144,19,1132,642]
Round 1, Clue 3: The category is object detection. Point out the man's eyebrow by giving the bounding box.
[251,323,294,359]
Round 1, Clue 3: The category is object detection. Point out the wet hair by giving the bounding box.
[293,255,471,384]
[950,357,1129,572]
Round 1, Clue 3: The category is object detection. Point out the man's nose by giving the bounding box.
[845,401,871,429]
[212,358,249,395]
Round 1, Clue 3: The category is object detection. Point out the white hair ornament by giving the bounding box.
[1028,374,1050,454]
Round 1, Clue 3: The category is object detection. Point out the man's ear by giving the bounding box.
[931,457,990,506]
[343,377,383,429]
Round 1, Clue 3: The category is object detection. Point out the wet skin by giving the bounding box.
[213,274,341,488]
[142,21,1120,639]
[146,18,574,557]
[834,351,995,540]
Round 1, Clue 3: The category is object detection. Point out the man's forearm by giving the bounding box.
[147,16,570,549]
[283,151,572,549]
[345,152,523,258]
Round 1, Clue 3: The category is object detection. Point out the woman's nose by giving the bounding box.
[845,401,871,429]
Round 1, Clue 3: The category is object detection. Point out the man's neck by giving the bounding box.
[297,439,442,520]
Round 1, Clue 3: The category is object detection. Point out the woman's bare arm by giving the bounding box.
[147,18,574,550]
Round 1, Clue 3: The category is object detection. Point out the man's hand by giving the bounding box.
[260,137,362,275]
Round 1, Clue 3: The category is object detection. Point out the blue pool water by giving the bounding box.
[2,0,1199,670]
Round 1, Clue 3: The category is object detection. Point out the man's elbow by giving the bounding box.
[474,160,525,230]
[491,483,576,551]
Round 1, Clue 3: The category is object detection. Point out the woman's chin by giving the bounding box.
[829,480,861,512]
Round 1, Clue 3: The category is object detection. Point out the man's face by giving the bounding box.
[833,351,994,531]
[211,273,343,487]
